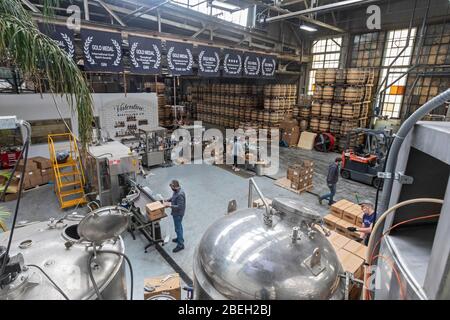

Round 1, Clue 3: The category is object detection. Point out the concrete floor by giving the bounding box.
[1,147,375,299]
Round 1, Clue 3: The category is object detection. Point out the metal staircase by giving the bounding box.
[48,133,87,209]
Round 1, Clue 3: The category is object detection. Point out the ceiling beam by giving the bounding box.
[95,0,126,26]
[265,0,380,23]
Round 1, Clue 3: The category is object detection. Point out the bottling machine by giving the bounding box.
[84,140,139,206]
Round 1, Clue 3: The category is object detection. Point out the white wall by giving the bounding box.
[0,93,157,157]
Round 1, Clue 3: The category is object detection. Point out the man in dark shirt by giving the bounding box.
[318,157,342,206]
[163,180,186,253]
[347,199,376,245]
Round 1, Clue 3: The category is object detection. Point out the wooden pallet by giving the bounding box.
[274,177,313,195]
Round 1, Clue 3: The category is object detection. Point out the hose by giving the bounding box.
[88,250,134,300]
[363,198,444,300]
[26,264,70,300]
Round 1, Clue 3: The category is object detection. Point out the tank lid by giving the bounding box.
[272,197,321,221]
[77,206,130,244]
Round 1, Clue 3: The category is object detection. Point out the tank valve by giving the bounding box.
[291,227,301,243]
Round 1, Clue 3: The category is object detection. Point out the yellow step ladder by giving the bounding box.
[48,133,87,209]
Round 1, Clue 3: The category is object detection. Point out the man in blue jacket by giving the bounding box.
[164,180,186,253]
[318,157,342,206]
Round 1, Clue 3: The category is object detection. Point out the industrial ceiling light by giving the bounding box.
[210,0,241,12]
[299,24,318,32]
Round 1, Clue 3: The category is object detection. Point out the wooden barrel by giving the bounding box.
[344,87,363,102]
[341,104,355,119]
[336,69,347,84]
[264,85,272,96]
[347,69,368,85]
[299,119,309,131]
[332,103,342,118]
[310,118,320,132]
[322,86,334,101]
[271,84,280,96]
[311,101,321,116]
[251,110,258,121]
[330,120,341,134]
[313,86,323,100]
[271,98,281,111]
[293,106,300,117]
[321,102,332,117]
[319,119,330,132]
[315,70,326,84]
[324,69,337,83]
[300,106,311,117]
[340,120,357,135]
[334,87,345,101]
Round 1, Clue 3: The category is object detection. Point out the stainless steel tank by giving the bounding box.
[0,206,129,300]
[193,197,345,300]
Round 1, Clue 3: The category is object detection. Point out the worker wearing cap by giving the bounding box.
[163,180,186,253]
[347,199,376,245]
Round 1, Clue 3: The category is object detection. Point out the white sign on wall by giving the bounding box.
[100,95,158,138]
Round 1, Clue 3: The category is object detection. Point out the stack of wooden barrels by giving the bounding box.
[309,68,374,150]
[191,83,298,129]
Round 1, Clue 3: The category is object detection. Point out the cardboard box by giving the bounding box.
[301,160,314,168]
[356,213,364,227]
[343,240,368,262]
[16,159,37,173]
[323,214,341,230]
[330,199,354,218]
[279,119,298,131]
[342,204,362,224]
[144,273,181,300]
[146,202,167,221]
[335,219,353,236]
[337,249,365,279]
[346,229,364,242]
[297,131,317,150]
[31,156,52,170]
[40,169,54,184]
[4,192,18,201]
[327,231,351,250]
[282,126,300,147]
[252,198,272,208]
[28,170,43,188]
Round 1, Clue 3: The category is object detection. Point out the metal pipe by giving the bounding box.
[248,178,271,222]
[84,0,90,20]
[264,0,379,23]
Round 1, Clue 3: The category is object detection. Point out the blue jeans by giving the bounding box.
[320,183,337,205]
[173,215,184,247]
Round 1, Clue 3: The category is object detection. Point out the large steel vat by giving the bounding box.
[194,197,345,300]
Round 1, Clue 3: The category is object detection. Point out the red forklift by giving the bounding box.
[340,128,392,188]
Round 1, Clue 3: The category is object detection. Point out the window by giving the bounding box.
[28,119,72,144]
[308,37,342,95]
[172,1,248,27]
[380,28,416,118]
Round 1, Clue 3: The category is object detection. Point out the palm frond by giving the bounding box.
[0,0,93,147]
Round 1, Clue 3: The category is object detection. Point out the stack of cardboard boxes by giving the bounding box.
[0,157,54,202]
[323,199,364,241]
[280,118,300,147]
[286,160,314,191]
[319,228,368,300]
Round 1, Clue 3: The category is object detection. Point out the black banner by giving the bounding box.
[38,23,75,60]
[166,41,194,76]
[261,55,277,78]
[81,29,123,72]
[222,49,242,77]
[128,35,162,74]
[197,46,220,77]
[243,53,261,77]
